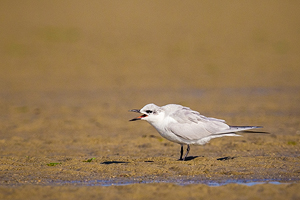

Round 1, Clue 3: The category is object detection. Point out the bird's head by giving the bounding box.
[129,103,163,123]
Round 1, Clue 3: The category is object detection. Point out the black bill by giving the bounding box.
[129,109,147,121]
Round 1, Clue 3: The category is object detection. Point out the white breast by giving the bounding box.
[149,115,187,144]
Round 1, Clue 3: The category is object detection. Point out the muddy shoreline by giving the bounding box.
[1,87,299,199]
[1,86,300,199]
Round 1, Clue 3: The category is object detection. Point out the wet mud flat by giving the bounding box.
[1,182,300,200]
[1,88,300,200]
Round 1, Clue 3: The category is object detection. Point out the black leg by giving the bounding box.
[183,145,190,161]
[179,145,183,160]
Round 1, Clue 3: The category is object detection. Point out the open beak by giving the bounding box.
[129,109,148,121]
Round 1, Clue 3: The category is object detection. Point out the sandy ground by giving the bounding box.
[1,1,300,199]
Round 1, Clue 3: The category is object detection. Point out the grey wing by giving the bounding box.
[169,106,230,140]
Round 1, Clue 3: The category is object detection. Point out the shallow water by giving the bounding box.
[45,177,297,187]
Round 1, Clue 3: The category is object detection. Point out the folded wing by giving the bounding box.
[169,106,230,140]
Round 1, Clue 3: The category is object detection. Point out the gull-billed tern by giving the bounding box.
[129,103,262,161]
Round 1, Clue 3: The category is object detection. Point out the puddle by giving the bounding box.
[197,180,284,187]
[50,178,296,187]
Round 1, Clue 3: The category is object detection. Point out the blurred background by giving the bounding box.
[0,1,300,143]
[1,1,299,91]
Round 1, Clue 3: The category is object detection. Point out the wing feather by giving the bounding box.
[168,105,230,140]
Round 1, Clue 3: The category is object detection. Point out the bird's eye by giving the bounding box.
[146,110,153,114]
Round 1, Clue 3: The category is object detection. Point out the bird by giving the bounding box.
[129,103,262,161]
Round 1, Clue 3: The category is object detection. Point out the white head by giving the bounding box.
[129,103,164,123]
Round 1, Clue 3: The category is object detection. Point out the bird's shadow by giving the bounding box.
[178,156,236,161]
[101,161,129,165]
[178,156,201,161]
[217,156,236,161]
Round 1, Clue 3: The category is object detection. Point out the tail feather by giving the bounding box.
[217,126,263,134]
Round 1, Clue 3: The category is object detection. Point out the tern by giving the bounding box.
[129,103,262,161]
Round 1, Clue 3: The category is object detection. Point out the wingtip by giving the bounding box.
[254,126,263,129]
